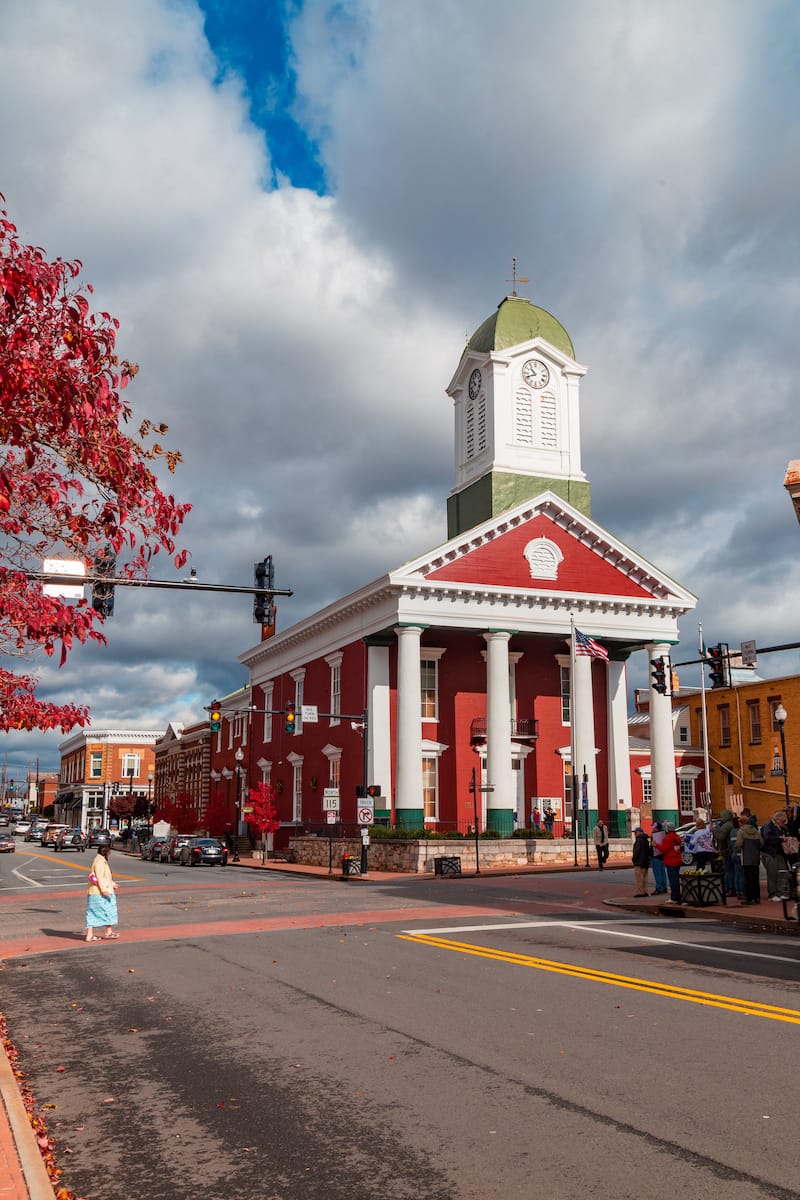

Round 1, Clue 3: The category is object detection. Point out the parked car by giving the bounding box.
[140,835,170,862]
[160,834,192,863]
[53,827,87,852]
[0,832,15,853]
[179,837,228,867]
[675,820,721,866]
[41,823,69,847]
[87,828,112,848]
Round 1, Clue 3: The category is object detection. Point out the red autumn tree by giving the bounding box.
[204,791,231,838]
[153,791,197,834]
[0,198,190,732]
[245,781,281,861]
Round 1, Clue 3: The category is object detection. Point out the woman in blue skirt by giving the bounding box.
[85,834,119,941]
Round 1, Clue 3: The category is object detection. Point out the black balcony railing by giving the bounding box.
[470,717,538,745]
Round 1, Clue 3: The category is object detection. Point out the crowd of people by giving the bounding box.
[626,804,800,905]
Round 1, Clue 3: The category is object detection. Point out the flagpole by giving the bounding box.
[698,621,711,815]
[570,615,578,866]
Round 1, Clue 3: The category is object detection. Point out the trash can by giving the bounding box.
[434,855,462,878]
[342,857,361,877]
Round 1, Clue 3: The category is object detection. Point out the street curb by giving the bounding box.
[603,897,800,936]
[0,1038,57,1200]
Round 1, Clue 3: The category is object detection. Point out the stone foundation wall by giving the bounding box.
[276,836,632,873]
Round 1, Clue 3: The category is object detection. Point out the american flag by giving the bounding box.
[574,628,609,662]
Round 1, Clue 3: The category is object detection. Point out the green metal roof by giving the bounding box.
[468,295,574,359]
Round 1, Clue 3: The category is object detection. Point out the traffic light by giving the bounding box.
[91,545,116,618]
[253,556,275,625]
[651,656,668,695]
[284,700,296,735]
[209,701,221,733]
[708,643,727,689]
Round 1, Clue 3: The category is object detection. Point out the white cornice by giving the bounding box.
[58,728,165,753]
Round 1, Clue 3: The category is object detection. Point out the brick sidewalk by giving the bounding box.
[0,1039,56,1200]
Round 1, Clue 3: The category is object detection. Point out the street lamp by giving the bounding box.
[775,703,790,807]
[234,747,244,863]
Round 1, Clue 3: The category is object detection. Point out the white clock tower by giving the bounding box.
[446,294,590,538]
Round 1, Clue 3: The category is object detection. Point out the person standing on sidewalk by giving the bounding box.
[760,811,789,901]
[659,822,684,904]
[736,814,763,905]
[593,819,609,869]
[714,808,737,896]
[631,827,652,896]
[650,821,668,894]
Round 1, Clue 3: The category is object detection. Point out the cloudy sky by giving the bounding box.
[2,0,800,781]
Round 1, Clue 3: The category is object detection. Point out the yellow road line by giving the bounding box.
[399,933,800,1025]
[14,849,142,880]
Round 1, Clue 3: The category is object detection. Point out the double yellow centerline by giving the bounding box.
[399,933,800,1025]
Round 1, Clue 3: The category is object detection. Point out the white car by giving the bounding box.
[13,819,31,836]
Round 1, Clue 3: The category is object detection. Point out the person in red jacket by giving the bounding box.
[659,822,684,903]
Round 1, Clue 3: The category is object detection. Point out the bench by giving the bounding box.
[271,849,296,863]
[679,871,726,907]
[434,855,462,878]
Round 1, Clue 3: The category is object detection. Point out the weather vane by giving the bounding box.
[506,257,529,297]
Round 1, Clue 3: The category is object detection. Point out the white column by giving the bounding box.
[367,643,391,808]
[606,658,632,812]
[649,643,678,815]
[484,631,514,820]
[395,626,424,820]
[573,651,598,811]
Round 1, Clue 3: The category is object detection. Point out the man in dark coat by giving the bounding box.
[631,827,652,896]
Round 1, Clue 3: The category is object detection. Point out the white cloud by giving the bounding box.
[2,0,800,777]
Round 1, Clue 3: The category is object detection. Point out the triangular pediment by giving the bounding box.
[392,492,695,605]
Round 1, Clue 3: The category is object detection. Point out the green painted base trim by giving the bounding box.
[447,472,591,537]
[486,809,515,837]
[608,811,630,837]
[395,808,424,830]
[374,808,390,820]
[573,810,598,837]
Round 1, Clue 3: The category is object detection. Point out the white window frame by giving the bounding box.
[325,653,343,727]
[122,754,140,780]
[90,752,103,779]
[422,755,438,822]
[420,648,446,722]
[291,669,306,735]
[263,683,274,744]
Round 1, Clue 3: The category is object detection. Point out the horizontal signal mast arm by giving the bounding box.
[26,572,292,598]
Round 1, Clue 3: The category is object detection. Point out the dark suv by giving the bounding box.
[54,827,87,852]
[160,834,192,863]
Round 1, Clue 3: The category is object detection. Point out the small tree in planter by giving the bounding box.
[245,782,281,864]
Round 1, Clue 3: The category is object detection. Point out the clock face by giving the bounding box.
[521,358,550,389]
[468,368,482,400]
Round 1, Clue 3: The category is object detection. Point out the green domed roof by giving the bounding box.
[468,295,574,359]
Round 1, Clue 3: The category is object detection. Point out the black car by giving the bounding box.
[87,827,113,848]
[179,837,228,867]
[140,835,170,862]
[53,827,87,852]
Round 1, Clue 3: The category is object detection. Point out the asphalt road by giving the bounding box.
[1,846,799,1200]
